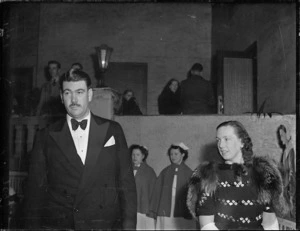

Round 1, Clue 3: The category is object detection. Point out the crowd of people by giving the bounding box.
[158,62,216,115]
[129,121,290,230]
[31,60,216,118]
[10,61,293,230]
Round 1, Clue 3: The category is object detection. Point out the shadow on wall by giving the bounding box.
[199,142,222,163]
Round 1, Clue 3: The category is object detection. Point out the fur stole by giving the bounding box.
[186,156,288,220]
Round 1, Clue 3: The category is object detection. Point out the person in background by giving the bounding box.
[149,143,195,230]
[158,78,181,115]
[22,69,137,230]
[187,120,287,230]
[180,63,216,114]
[130,144,157,230]
[277,124,296,220]
[36,60,65,120]
[121,89,143,115]
[71,62,83,71]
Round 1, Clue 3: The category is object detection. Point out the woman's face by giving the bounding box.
[216,125,244,164]
[124,91,133,101]
[169,81,179,93]
[279,129,288,146]
[132,148,144,166]
[169,148,184,165]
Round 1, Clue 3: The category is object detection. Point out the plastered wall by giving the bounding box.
[115,114,296,175]
[212,3,296,114]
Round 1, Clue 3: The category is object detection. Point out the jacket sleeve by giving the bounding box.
[115,123,137,229]
[21,129,48,228]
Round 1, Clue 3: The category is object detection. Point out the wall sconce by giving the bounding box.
[95,44,113,87]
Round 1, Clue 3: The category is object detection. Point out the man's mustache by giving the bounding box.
[69,103,81,107]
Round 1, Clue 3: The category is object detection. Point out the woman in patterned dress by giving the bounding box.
[187,121,287,230]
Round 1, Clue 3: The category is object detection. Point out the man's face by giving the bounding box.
[49,63,60,78]
[60,80,93,120]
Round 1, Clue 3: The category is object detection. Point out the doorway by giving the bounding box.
[216,42,257,115]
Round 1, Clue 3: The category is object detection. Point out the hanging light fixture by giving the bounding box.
[95,44,113,87]
[96,44,113,72]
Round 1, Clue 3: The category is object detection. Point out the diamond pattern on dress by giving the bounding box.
[233,181,245,187]
[217,198,257,206]
[198,192,209,206]
[220,181,231,187]
[217,212,262,223]
[219,180,250,188]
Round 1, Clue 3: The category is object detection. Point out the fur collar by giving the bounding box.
[187,156,288,219]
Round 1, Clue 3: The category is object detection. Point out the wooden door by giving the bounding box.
[217,43,257,115]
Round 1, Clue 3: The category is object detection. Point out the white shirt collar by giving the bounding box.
[67,110,91,123]
[67,111,91,132]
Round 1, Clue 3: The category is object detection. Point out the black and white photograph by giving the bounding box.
[1,1,297,230]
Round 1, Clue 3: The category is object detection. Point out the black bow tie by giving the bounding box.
[133,165,140,171]
[71,119,87,131]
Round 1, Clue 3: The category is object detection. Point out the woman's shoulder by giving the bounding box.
[142,163,157,174]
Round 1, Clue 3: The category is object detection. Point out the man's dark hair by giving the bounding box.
[59,69,92,90]
[48,60,61,69]
[191,63,203,72]
[71,62,83,70]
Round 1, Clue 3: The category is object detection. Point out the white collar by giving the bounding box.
[67,110,91,123]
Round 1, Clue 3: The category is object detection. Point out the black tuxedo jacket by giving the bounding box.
[22,113,137,229]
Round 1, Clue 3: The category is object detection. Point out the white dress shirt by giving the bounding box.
[67,111,91,164]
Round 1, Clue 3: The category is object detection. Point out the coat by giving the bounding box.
[180,74,216,114]
[134,162,156,214]
[149,162,192,219]
[158,88,181,115]
[22,113,137,230]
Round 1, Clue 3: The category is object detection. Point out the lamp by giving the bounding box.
[95,44,113,87]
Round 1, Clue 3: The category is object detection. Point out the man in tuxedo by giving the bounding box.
[22,69,137,229]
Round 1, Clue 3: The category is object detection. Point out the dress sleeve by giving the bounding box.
[263,203,274,213]
[196,192,216,216]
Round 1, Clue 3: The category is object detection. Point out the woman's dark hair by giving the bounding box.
[167,144,188,161]
[277,124,289,148]
[161,79,180,94]
[129,144,149,161]
[59,69,92,90]
[123,89,134,96]
[217,120,253,164]
[278,124,287,134]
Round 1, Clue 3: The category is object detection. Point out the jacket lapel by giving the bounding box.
[49,119,83,172]
[75,114,109,206]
